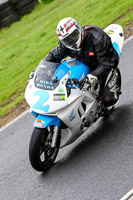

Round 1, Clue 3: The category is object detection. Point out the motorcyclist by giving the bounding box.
[44,17,120,108]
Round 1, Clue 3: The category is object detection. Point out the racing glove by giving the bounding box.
[79,74,98,91]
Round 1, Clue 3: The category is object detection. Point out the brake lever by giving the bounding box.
[67,78,79,86]
[73,78,79,85]
[66,78,80,89]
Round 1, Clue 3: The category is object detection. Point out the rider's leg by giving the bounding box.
[100,68,121,107]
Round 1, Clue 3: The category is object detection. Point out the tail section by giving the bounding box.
[104,24,124,57]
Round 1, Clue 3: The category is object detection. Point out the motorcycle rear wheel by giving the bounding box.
[29,127,60,172]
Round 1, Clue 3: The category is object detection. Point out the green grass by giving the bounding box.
[0,0,133,116]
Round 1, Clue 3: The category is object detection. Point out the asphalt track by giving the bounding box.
[0,36,133,200]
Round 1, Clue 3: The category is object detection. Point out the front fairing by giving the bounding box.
[25,73,69,115]
[25,60,90,115]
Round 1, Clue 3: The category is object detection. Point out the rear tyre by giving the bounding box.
[0,0,10,12]
[14,0,33,9]
[29,127,61,172]
[9,0,20,4]
[0,5,15,20]
[17,0,38,16]
[0,13,19,26]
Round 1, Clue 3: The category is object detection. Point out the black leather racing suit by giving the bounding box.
[44,25,119,104]
[44,25,119,79]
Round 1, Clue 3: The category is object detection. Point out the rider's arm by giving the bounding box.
[44,41,68,63]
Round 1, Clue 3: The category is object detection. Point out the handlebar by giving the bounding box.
[66,78,91,91]
[66,78,79,87]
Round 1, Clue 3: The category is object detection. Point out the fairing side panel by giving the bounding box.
[59,95,98,147]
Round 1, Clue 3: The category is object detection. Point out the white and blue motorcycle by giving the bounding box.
[25,24,124,172]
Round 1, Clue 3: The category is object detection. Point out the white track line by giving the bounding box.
[124,35,133,44]
[0,109,30,132]
[120,188,133,200]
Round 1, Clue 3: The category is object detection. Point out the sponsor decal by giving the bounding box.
[36,80,54,90]
[110,25,118,31]
[28,84,33,89]
[53,94,65,101]
[35,123,44,128]
[62,94,65,100]
[58,88,64,93]
[69,109,75,121]
[89,52,95,56]
[37,120,46,123]
[60,25,64,34]
[106,30,115,35]
[108,74,117,88]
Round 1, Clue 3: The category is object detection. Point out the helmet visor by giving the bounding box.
[61,29,80,48]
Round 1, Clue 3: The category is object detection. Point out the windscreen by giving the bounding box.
[34,60,60,90]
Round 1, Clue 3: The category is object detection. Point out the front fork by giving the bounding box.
[51,126,60,148]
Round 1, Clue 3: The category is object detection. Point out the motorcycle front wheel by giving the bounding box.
[29,127,61,172]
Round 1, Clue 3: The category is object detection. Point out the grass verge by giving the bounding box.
[0,0,133,118]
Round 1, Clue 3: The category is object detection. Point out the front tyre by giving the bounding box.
[29,127,61,172]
